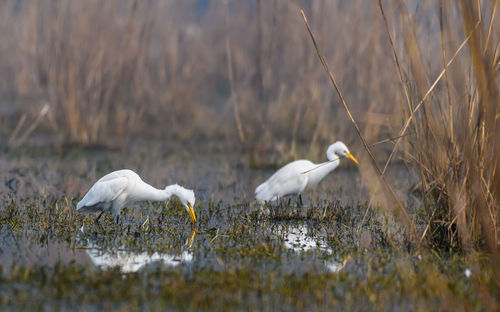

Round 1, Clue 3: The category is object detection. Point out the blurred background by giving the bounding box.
[0,0,402,158]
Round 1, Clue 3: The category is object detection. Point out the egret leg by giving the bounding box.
[115,214,121,225]
[298,194,303,207]
[96,211,104,222]
[93,212,104,230]
[287,198,291,207]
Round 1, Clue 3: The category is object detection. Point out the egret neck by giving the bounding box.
[133,182,171,202]
[305,159,340,187]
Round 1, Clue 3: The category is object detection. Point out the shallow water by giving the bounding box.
[77,223,350,274]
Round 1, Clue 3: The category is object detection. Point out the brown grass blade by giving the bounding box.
[381,20,480,175]
[299,9,414,236]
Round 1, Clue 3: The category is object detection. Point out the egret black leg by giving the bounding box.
[96,211,104,222]
[115,214,121,225]
[298,194,303,207]
[287,198,291,207]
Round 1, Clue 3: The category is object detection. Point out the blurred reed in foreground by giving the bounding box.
[298,0,499,258]
[385,0,500,253]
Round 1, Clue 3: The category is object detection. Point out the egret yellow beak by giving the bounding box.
[187,230,196,247]
[188,203,197,223]
[347,153,359,165]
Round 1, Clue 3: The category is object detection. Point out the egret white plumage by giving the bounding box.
[255,141,358,204]
[76,169,196,224]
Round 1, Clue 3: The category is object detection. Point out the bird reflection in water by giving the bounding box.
[85,230,196,273]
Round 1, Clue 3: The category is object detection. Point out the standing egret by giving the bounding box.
[255,141,358,204]
[76,169,196,224]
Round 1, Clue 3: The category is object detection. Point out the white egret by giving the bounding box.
[76,169,196,224]
[255,141,358,204]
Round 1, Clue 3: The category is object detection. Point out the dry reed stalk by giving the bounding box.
[223,1,245,144]
[379,21,478,176]
[457,0,500,286]
[438,0,455,145]
[375,1,500,273]
[226,39,245,143]
[8,114,27,147]
[377,0,412,113]
[8,104,49,149]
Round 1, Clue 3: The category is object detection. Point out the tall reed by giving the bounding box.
[380,0,500,253]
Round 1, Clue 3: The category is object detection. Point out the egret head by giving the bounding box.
[166,184,197,223]
[327,141,359,164]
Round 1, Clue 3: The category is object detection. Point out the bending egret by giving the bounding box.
[76,169,196,224]
[255,141,358,204]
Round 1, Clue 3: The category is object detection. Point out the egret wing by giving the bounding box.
[77,176,128,211]
[256,160,312,201]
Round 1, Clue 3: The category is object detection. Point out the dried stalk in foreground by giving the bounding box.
[299,9,414,239]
